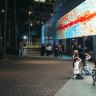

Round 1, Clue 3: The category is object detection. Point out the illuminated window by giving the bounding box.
[35,0,45,2]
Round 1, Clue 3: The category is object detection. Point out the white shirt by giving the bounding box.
[73,61,80,74]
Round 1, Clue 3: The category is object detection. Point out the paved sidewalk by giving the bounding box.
[55,76,96,96]
[1,49,95,96]
[0,57,73,96]
[55,63,96,96]
[26,50,96,96]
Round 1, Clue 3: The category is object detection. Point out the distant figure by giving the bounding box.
[46,44,52,56]
[58,43,64,57]
[23,43,27,56]
[73,57,84,79]
[18,41,24,58]
[78,44,82,53]
[72,43,78,52]
[40,44,46,56]
[54,43,59,57]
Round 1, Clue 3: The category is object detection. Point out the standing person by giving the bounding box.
[54,43,58,57]
[47,43,52,56]
[46,44,50,56]
[58,43,64,57]
[73,57,84,79]
[72,43,79,60]
[80,52,92,75]
[18,41,24,58]
[23,43,27,56]
[92,65,96,85]
[72,43,78,52]
[40,44,45,56]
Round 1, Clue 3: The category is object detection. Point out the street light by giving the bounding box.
[23,35,27,44]
[28,22,32,46]
[23,35,27,40]
[1,9,4,13]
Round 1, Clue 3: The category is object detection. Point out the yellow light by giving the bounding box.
[50,13,54,16]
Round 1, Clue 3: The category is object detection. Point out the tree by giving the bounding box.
[1,0,8,59]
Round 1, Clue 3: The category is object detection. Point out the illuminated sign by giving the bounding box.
[57,0,96,39]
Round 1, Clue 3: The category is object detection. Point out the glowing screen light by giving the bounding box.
[57,0,96,39]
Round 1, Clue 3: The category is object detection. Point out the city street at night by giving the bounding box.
[0,0,96,96]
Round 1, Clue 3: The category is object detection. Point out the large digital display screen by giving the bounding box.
[57,0,96,39]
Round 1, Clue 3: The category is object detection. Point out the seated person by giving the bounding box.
[80,52,92,75]
[73,57,84,79]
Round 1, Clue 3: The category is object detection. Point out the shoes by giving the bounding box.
[72,75,76,79]
[74,75,76,79]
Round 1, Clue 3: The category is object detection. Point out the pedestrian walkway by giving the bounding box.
[55,76,96,96]
[55,62,96,96]
[26,50,96,96]
[1,49,96,96]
